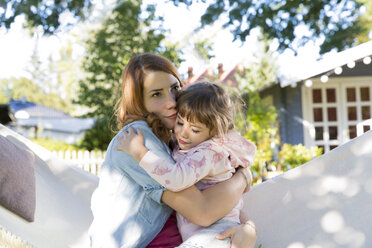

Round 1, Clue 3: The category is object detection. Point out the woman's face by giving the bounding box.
[143,70,181,129]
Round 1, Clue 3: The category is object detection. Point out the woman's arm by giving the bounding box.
[161,167,249,227]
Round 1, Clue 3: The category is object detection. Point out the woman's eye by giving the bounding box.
[171,84,181,93]
[151,92,161,98]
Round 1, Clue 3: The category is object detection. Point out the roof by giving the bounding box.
[8,99,95,133]
[278,40,372,87]
[183,67,214,85]
[183,62,245,87]
[15,117,96,133]
[9,99,70,118]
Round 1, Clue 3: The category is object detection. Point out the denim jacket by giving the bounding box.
[88,121,174,248]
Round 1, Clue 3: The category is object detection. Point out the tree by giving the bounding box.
[0,77,70,111]
[230,36,279,181]
[76,0,182,120]
[170,0,371,54]
[54,40,83,115]
[0,90,7,104]
[3,0,370,54]
[0,0,91,34]
[21,38,80,114]
[75,0,182,150]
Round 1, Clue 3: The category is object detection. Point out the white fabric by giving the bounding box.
[243,130,372,247]
[1,123,372,248]
[0,124,98,248]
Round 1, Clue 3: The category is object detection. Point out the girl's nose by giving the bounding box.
[180,127,188,138]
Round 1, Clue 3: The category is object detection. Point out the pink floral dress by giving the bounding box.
[139,131,256,241]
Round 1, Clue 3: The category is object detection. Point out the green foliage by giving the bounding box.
[193,38,215,61]
[236,37,278,91]
[355,0,372,44]
[278,144,323,170]
[231,36,279,180]
[77,118,115,151]
[232,38,324,180]
[30,138,80,151]
[75,0,182,125]
[234,91,279,179]
[0,40,81,114]
[0,90,7,104]
[170,0,370,54]
[0,0,92,34]
[0,77,70,113]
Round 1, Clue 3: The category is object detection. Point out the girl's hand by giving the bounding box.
[115,127,148,162]
[216,221,257,248]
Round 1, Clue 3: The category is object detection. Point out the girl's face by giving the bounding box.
[174,115,212,150]
[143,70,181,129]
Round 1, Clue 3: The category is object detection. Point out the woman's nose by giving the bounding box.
[165,92,176,109]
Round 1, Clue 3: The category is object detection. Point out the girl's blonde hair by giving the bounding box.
[115,53,182,143]
[176,82,234,137]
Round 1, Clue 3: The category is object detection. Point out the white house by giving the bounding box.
[260,40,372,153]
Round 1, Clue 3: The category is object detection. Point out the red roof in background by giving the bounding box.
[183,62,246,87]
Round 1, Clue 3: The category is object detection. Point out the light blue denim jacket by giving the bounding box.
[88,120,175,248]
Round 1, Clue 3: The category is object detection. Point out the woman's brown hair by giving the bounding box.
[115,53,181,143]
[176,82,234,138]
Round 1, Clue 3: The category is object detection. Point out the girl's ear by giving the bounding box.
[208,128,217,139]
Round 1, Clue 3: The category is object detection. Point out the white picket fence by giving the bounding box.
[52,150,106,176]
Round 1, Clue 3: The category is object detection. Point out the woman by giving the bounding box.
[88,53,257,248]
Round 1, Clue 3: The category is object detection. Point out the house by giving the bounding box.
[184,40,372,153]
[261,41,372,153]
[183,62,245,86]
[7,99,95,144]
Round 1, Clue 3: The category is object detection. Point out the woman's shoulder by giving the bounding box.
[122,120,165,145]
[124,120,150,130]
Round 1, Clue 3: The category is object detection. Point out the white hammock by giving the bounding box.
[243,129,372,247]
[0,124,98,248]
[1,123,372,247]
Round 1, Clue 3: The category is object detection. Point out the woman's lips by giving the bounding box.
[167,113,177,119]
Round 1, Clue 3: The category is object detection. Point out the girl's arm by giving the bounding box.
[116,127,252,225]
[161,167,250,227]
[116,128,223,192]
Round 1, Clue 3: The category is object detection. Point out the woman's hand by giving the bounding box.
[115,127,148,162]
[216,220,257,248]
[237,167,253,193]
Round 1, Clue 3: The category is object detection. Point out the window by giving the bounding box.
[343,83,372,139]
[302,79,372,153]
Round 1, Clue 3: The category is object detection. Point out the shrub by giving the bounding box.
[278,143,323,170]
[77,118,116,151]
[30,138,79,151]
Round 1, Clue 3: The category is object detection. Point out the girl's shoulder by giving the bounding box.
[188,139,223,154]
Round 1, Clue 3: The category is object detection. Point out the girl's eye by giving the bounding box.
[176,121,183,126]
[192,129,200,133]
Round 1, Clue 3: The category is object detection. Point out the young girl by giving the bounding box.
[116,82,256,247]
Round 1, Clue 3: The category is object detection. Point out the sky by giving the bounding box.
[0,1,322,81]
